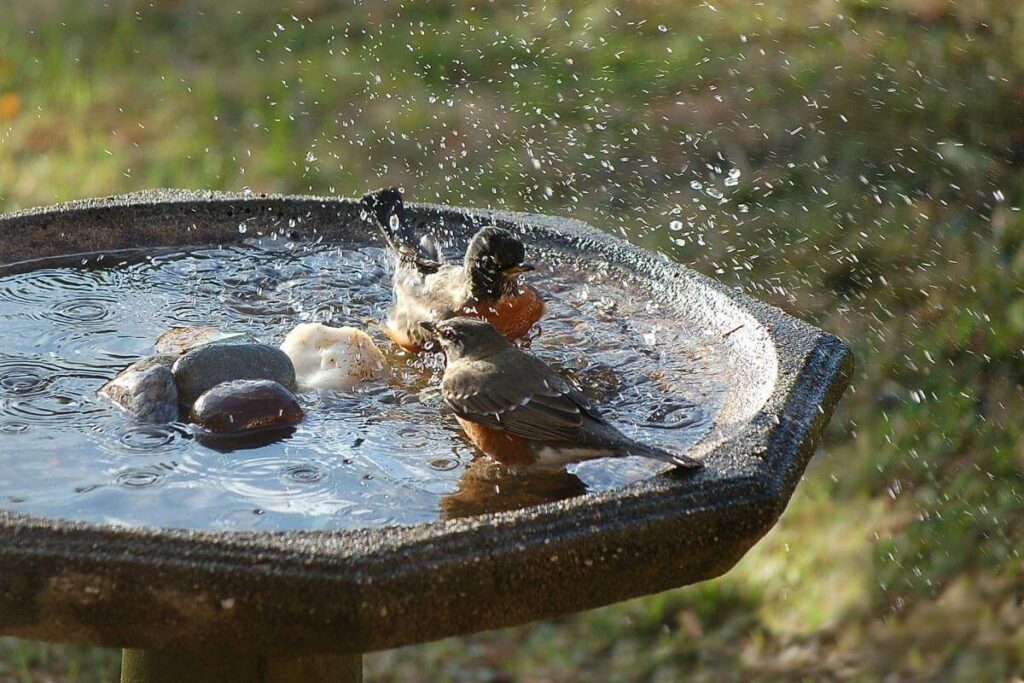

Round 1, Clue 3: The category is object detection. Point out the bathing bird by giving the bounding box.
[361,187,545,353]
[420,317,703,470]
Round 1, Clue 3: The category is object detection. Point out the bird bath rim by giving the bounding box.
[0,190,852,658]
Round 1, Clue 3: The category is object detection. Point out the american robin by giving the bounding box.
[361,188,545,353]
[420,317,703,469]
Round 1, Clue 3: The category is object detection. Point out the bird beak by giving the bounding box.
[419,320,438,335]
[503,263,535,275]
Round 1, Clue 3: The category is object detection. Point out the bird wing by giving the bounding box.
[386,266,467,350]
[394,265,465,316]
[442,352,608,443]
[396,243,444,275]
[361,187,444,275]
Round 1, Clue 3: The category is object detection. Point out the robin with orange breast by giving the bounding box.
[361,188,545,353]
[420,317,703,470]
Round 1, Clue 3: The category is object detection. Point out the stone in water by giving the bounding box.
[172,342,297,407]
[280,323,388,391]
[156,327,257,355]
[191,379,303,435]
[98,355,179,423]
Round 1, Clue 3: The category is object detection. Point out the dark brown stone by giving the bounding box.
[190,379,303,434]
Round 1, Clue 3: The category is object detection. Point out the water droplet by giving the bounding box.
[115,469,164,488]
[280,463,327,483]
[118,424,187,453]
[0,366,51,396]
[0,420,28,434]
[429,457,460,472]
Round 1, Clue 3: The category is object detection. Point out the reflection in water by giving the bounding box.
[441,457,587,520]
[0,238,728,531]
[195,426,298,453]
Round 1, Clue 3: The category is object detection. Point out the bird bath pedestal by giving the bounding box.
[0,191,852,682]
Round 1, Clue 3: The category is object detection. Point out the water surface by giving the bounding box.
[0,238,727,530]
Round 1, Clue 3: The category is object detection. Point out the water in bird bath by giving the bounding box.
[0,238,728,530]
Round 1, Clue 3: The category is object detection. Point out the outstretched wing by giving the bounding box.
[442,353,608,444]
[361,187,443,274]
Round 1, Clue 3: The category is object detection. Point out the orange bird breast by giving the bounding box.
[382,323,420,354]
[387,286,545,354]
[473,286,545,342]
[455,417,538,467]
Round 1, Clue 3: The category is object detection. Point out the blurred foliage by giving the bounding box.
[1,0,1024,680]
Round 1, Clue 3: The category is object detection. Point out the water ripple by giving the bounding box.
[44,296,116,325]
[0,241,727,531]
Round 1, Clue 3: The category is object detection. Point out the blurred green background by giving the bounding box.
[1,0,1023,680]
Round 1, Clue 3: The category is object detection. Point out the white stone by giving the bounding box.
[280,323,388,391]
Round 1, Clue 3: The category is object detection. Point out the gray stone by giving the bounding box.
[98,355,179,423]
[155,327,257,355]
[172,342,297,407]
[191,379,303,434]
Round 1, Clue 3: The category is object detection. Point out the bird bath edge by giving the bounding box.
[0,190,853,680]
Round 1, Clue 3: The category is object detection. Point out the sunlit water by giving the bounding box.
[0,238,728,530]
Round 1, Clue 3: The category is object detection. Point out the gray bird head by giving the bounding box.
[463,227,534,299]
[419,317,510,362]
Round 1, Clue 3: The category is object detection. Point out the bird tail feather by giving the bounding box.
[625,442,703,469]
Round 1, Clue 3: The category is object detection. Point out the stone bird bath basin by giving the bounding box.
[0,190,852,682]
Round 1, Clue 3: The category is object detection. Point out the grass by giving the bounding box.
[2,0,1024,680]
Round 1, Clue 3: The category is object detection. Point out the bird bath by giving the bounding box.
[0,190,852,682]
